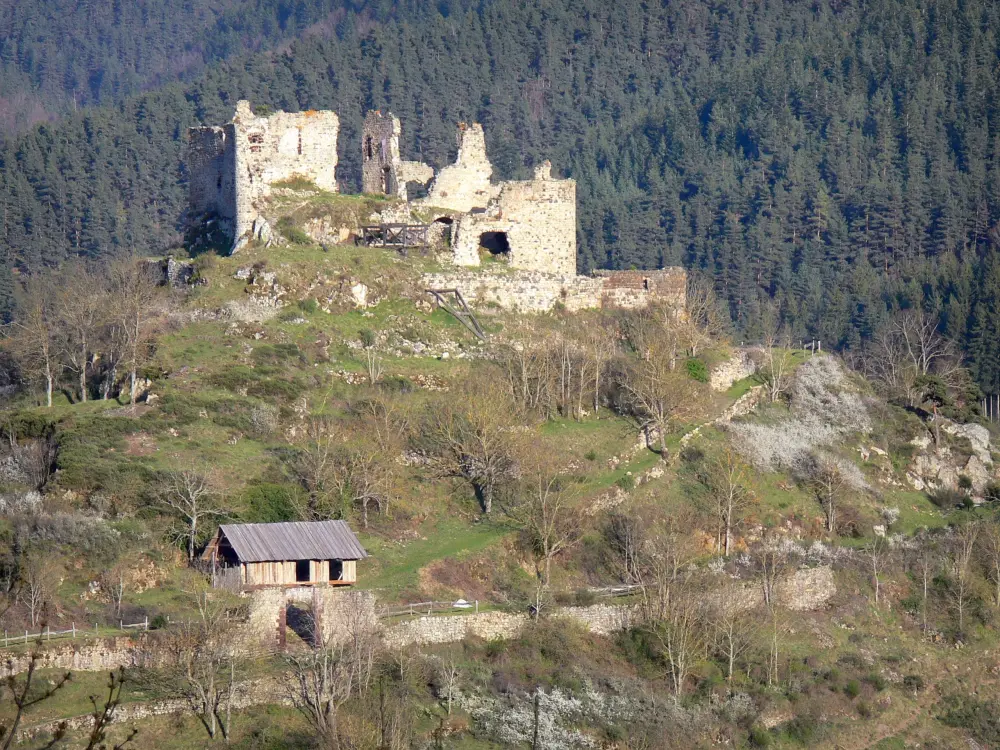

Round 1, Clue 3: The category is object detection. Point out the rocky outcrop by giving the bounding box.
[709,350,758,391]
[906,420,996,493]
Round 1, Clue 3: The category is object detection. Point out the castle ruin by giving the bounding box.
[188,100,340,247]
[188,102,686,314]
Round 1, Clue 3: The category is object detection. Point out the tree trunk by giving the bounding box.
[189,516,197,562]
[45,372,53,408]
[79,338,88,402]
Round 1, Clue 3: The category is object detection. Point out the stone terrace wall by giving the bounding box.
[422,123,496,213]
[382,603,635,648]
[422,270,602,313]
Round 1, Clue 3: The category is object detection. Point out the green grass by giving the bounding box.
[358,517,509,600]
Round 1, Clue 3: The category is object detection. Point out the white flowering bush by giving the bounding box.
[730,356,872,477]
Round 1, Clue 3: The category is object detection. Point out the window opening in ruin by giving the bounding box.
[434,217,454,225]
[479,231,511,260]
[329,560,343,581]
[295,559,310,582]
[643,278,650,290]
[382,166,393,195]
[248,132,264,153]
[364,135,374,161]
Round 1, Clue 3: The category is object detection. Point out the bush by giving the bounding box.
[939,694,1000,745]
[749,725,772,748]
[243,484,299,523]
[685,357,709,383]
[615,474,635,491]
[985,482,1000,504]
[958,474,973,491]
[903,674,926,692]
[359,328,377,348]
[149,614,168,630]
[843,680,861,698]
[784,714,817,744]
[297,298,319,314]
[276,217,312,245]
[584,449,597,462]
[928,486,966,509]
[865,673,887,691]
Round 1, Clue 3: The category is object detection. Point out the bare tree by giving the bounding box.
[653,577,705,701]
[947,522,980,638]
[603,511,646,584]
[435,657,461,716]
[55,261,107,403]
[332,438,395,528]
[2,276,62,408]
[100,561,129,618]
[757,311,794,404]
[979,521,1000,609]
[862,310,961,406]
[707,585,757,683]
[0,639,71,750]
[752,533,790,686]
[620,329,705,457]
[701,448,756,556]
[911,537,940,634]
[157,588,245,741]
[363,348,384,385]
[159,469,224,562]
[20,554,57,627]
[286,610,379,750]
[354,393,409,453]
[805,453,849,535]
[679,277,728,357]
[107,255,160,405]
[583,320,617,416]
[289,416,339,519]
[425,383,523,514]
[83,668,139,750]
[863,535,892,607]
[498,455,581,588]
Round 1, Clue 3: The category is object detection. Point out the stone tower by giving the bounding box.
[423,123,497,213]
[361,110,434,201]
[188,100,340,248]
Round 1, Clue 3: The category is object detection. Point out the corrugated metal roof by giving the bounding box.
[218,521,368,563]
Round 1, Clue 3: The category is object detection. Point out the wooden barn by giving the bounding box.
[203,520,368,589]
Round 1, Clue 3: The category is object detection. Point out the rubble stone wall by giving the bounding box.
[189,100,340,244]
[422,123,497,213]
[422,267,686,314]
[450,162,577,276]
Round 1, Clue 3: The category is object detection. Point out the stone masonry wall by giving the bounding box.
[422,267,687,314]
[189,100,340,246]
[422,123,497,212]
[450,162,577,276]
[594,269,688,310]
[360,110,433,199]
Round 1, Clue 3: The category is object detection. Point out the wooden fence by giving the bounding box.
[377,600,480,619]
[2,617,149,648]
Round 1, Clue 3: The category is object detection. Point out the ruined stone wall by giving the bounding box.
[594,269,687,310]
[232,100,339,241]
[422,270,602,313]
[313,587,377,645]
[361,110,434,200]
[421,266,686,315]
[449,162,577,275]
[422,123,497,212]
[189,101,339,247]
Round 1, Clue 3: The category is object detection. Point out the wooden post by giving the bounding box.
[95,623,99,639]
[475,600,479,613]
[72,623,76,639]
[4,630,7,648]
[144,616,148,631]
[46,625,50,641]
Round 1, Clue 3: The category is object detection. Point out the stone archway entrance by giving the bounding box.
[479,231,511,259]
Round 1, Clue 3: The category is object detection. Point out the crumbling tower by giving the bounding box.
[361,111,434,201]
[188,100,340,249]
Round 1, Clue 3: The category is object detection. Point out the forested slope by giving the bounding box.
[4,0,1000,389]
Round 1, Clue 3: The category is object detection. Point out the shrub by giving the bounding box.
[149,614,168,630]
[615,474,635,491]
[297,298,319,314]
[276,217,312,245]
[843,680,861,698]
[784,714,817,744]
[958,474,973,491]
[359,328,377,348]
[985,482,1000,504]
[928,486,966,509]
[866,673,888,691]
[857,700,872,718]
[903,674,926,692]
[685,357,709,383]
[243,484,299,523]
[939,694,1000,745]
[749,725,772,748]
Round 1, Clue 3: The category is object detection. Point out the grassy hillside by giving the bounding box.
[2,205,1000,749]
